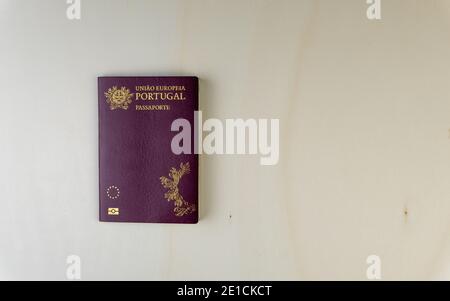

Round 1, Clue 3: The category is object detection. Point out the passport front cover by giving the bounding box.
[98,76,198,223]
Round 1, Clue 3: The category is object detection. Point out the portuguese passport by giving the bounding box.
[98,76,198,223]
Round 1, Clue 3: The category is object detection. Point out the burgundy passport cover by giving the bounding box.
[98,76,198,223]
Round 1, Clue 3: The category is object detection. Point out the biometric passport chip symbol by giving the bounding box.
[108,208,119,215]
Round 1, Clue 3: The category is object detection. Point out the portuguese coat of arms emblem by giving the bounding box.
[104,86,134,110]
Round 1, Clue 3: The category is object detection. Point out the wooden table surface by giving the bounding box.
[1,0,450,280]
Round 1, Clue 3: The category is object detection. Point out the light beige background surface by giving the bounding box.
[1,0,450,280]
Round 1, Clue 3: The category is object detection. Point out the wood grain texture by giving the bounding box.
[1,0,450,280]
